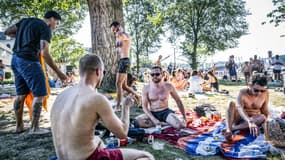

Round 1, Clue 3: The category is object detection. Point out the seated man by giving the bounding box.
[51,54,154,160]
[135,66,186,129]
[224,76,269,141]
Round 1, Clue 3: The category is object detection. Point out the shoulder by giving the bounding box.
[142,84,150,92]
[165,82,174,90]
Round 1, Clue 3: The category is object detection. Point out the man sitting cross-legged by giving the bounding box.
[51,54,154,160]
[224,76,269,141]
[135,66,186,129]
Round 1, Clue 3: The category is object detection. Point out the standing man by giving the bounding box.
[51,54,154,160]
[110,21,140,111]
[271,54,284,81]
[4,11,67,134]
[0,59,5,87]
[224,76,269,141]
[226,55,237,82]
[135,66,186,129]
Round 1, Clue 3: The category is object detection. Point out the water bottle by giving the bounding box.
[105,137,136,148]
[105,137,119,149]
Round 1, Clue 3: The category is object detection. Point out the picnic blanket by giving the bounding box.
[25,53,50,119]
[151,111,273,159]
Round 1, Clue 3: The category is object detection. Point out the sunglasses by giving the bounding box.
[253,88,266,93]
[150,73,161,77]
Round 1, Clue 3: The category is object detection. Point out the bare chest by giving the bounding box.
[148,87,169,102]
[243,95,265,109]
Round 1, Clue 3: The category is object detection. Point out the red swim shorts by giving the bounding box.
[86,148,123,160]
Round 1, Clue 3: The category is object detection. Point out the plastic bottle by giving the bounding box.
[105,137,136,148]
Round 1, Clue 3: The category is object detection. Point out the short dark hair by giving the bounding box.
[44,10,61,20]
[252,76,267,86]
[151,66,162,72]
[110,21,120,28]
[79,54,103,76]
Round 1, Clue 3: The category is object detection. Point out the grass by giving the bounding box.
[0,82,284,160]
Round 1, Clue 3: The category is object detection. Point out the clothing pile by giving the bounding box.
[194,104,217,117]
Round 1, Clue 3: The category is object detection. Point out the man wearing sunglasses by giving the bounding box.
[134,66,186,129]
[224,76,269,141]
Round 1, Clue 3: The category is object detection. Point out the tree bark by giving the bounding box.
[87,0,124,91]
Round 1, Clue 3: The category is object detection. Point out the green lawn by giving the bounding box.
[0,82,284,160]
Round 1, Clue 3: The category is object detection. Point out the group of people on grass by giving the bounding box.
[4,11,271,160]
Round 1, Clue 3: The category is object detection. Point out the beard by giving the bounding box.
[153,78,162,84]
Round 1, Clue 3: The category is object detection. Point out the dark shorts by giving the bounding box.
[244,72,250,77]
[11,55,47,97]
[229,68,237,76]
[117,58,130,73]
[273,69,281,74]
[86,148,123,160]
[151,108,174,122]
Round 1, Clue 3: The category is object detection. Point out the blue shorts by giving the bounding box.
[0,70,4,76]
[11,55,47,97]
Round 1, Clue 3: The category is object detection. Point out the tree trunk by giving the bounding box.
[87,0,124,91]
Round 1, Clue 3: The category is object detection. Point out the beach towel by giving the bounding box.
[150,110,273,159]
[25,52,50,119]
[177,121,272,159]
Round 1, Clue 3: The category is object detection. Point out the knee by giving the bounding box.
[34,97,44,103]
[228,101,236,110]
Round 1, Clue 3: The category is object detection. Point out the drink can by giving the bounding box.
[120,138,128,146]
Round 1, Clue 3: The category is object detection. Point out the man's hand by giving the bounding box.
[56,71,67,82]
[152,118,161,126]
[248,120,259,136]
[122,95,135,108]
[111,65,116,74]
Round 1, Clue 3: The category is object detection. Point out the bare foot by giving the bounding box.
[15,126,27,134]
[222,129,233,141]
[29,128,50,135]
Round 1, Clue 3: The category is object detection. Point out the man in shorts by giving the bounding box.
[51,54,154,160]
[135,66,186,129]
[110,21,141,111]
[224,76,269,141]
[4,11,67,134]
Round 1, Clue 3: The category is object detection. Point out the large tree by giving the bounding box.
[124,0,163,75]
[266,0,285,27]
[162,0,249,69]
[87,0,124,91]
[50,35,85,67]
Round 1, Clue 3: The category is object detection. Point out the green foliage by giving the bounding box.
[160,0,249,69]
[50,35,86,67]
[0,0,88,36]
[266,0,285,27]
[4,72,11,79]
[124,0,164,74]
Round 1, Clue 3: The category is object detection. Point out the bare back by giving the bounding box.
[51,85,121,160]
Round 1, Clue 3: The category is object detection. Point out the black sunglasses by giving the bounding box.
[253,88,266,93]
[150,73,161,77]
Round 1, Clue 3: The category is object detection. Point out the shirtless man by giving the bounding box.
[51,54,154,160]
[135,66,186,129]
[224,76,269,141]
[110,21,140,111]
[242,61,250,85]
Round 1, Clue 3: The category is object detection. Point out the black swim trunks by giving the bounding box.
[117,58,130,73]
[151,108,174,122]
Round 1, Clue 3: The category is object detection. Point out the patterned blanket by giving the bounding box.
[152,111,273,159]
